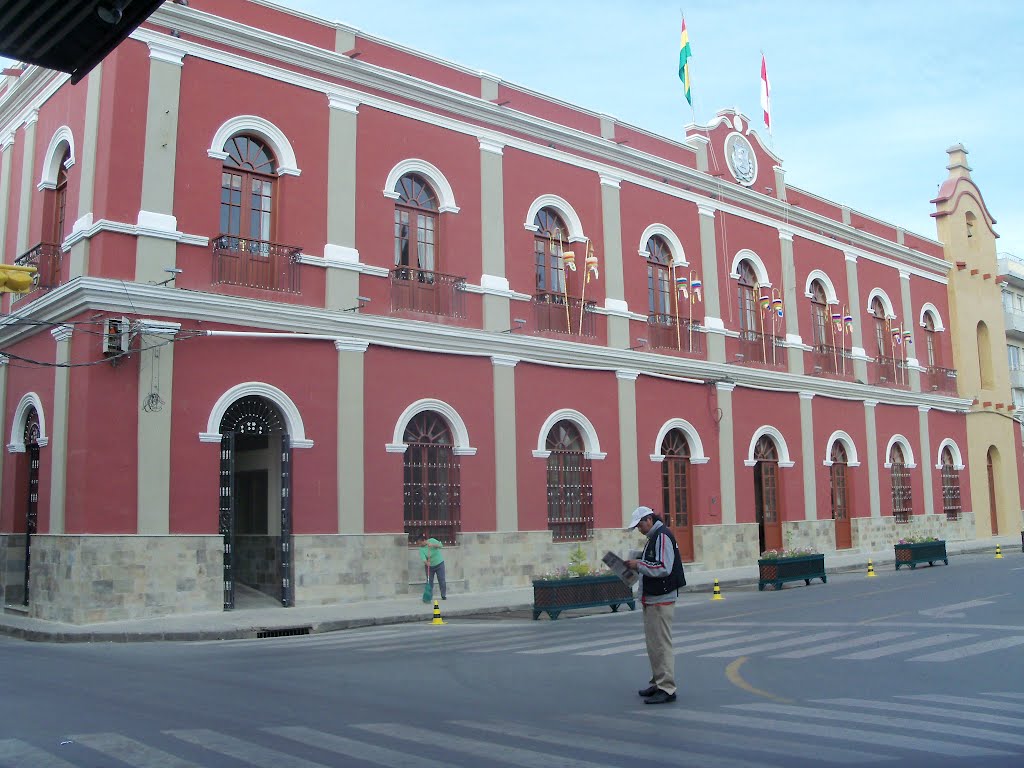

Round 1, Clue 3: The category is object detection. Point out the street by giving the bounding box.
[1,551,1021,767]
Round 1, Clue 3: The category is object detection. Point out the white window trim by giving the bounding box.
[919,303,946,332]
[729,249,771,286]
[200,382,312,447]
[383,158,460,213]
[7,392,48,452]
[208,115,301,176]
[882,433,916,469]
[866,288,897,319]
[386,398,476,456]
[533,408,605,459]
[822,429,861,467]
[743,425,795,467]
[650,418,710,464]
[638,223,687,267]
[935,437,965,470]
[523,194,587,243]
[804,270,839,304]
[37,125,74,191]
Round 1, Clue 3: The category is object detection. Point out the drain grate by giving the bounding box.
[256,626,312,639]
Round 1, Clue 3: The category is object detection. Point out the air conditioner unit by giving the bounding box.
[102,317,131,355]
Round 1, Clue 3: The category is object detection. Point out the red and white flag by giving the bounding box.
[760,53,771,134]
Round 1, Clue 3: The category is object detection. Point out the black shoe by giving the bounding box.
[643,690,677,705]
[441,596,447,600]
[638,685,659,697]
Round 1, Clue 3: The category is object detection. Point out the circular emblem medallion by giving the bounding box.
[725,132,757,186]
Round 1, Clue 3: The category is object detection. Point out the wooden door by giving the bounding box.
[830,443,851,549]
[987,448,999,535]
[754,436,782,553]
[661,429,694,561]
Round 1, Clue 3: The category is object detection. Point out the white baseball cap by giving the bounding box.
[625,505,655,530]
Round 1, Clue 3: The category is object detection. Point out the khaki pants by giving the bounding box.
[643,602,676,696]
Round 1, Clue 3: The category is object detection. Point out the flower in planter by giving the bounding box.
[897,536,940,545]
[759,546,821,560]
[535,544,606,580]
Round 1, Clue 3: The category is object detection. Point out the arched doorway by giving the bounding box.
[753,436,782,553]
[830,442,851,549]
[219,396,292,610]
[545,419,593,541]
[660,428,694,561]
[402,410,461,544]
[986,446,999,535]
[16,408,41,606]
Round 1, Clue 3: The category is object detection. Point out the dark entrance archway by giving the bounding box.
[16,407,41,606]
[218,396,292,610]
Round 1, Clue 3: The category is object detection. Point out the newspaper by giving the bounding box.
[602,551,639,587]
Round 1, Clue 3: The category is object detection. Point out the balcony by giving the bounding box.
[924,366,958,394]
[1011,368,1024,391]
[212,235,301,293]
[1004,309,1024,338]
[390,267,466,318]
[647,313,705,356]
[13,242,61,299]
[533,292,596,337]
[735,330,785,367]
[869,355,910,388]
[808,344,854,378]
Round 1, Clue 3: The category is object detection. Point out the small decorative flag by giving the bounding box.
[772,298,784,318]
[759,295,771,312]
[832,313,842,331]
[561,251,577,271]
[678,17,692,107]
[760,53,771,134]
[844,314,854,333]
[676,275,689,299]
[691,278,703,302]
[892,329,902,346]
[903,331,913,346]
[585,252,599,282]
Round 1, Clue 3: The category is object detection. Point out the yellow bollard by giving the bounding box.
[995,545,1003,560]
[866,559,877,577]
[712,578,724,601]
[431,598,446,625]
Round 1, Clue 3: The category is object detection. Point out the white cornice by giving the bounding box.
[147,41,186,66]
[124,20,948,280]
[62,217,209,251]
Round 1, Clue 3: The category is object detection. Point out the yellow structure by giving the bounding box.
[0,263,37,293]
[933,144,1024,539]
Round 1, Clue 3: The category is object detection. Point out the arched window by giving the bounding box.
[394,173,439,274]
[737,260,758,334]
[646,235,673,318]
[977,321,994,389]
[534,207,569,298]
[809,280,829,348]
[923,312,939,368]
[940,446,961,521]
[52,148,69,245]
[661,429,693,561]
[871,296,888,359]
[830,441,851,549]
[545,419,593,541]
[753,435,781,553]
[220,135,276,241]
[403,411,461,544]
[889,443,911,523]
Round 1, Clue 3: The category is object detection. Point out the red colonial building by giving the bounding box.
[0,0,1018,622]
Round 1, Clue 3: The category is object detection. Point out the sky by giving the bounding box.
[263,0,1023,257]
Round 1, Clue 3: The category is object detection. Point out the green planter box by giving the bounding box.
[894,540,948,569]
[758,554,827,591]
[532,573,635,620]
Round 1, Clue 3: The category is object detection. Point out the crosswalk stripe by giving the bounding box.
[223,630,411,651]
[730,702,1024,749]
[0,740,76,768]
[581,629,746,656]
[570,714,892,765]
[909,635,1024,662]
[989,692,1024,700]
[771,631,912,659]
[354,722,622,768]
[452,719,782,768]
[815,698,1024,729]
[699,630,853,658]
[898,694,1024,714]
[518,633,638,654]
[837,633,975,660]
[669,630,797,656]
[268,725,450,768]
[647,708,1012,758]
[365,631,537,653]
[69,733,203,767]
[167,728,331,767]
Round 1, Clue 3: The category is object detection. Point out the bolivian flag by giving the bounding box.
[679,17,692,106]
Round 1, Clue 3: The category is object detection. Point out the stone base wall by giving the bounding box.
[28,535,222,623]
[235,535,279,598]
[781,520,837,554]
[0,534,26,606]
[852,512,976,553]
[693,524,759,569]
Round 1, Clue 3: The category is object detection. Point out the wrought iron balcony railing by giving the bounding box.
[870,355,910,387]
[390,267,466,318]
[809,343,855,377]
[736,330,785,367]
[924,366,958,394]
[13,242,61,298]
[647,313,705,355]
[212,235,302,293]
[532,292,596,337]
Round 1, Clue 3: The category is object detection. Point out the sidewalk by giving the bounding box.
[1,535,1017,643]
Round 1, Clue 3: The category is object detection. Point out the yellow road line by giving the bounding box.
[725,656,793,704]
